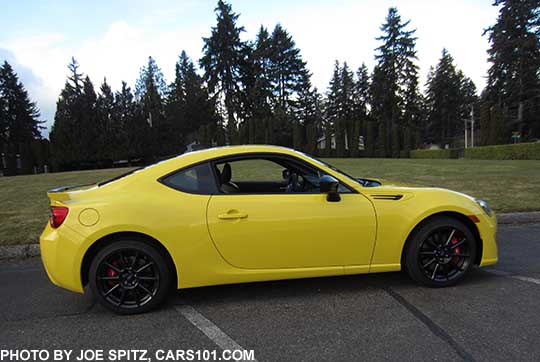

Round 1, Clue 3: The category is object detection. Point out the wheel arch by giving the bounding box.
[80,231,178,288]
[400,211,483,269]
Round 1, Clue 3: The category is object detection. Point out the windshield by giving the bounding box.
[298,152,360,185]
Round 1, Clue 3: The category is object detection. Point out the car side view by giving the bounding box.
[40,145,498,314]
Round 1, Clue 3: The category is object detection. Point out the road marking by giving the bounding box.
[486,269,540,285]
[175,305,258,362]
[385,287,475,362]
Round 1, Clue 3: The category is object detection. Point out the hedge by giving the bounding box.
[464,142,540,160]
[410,149,459,159]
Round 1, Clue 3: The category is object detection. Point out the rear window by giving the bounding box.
[160,163,217,194]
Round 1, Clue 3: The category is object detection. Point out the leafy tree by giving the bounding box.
[200,0,246,144]
[484,0,540,140]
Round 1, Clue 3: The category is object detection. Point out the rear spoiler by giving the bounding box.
[48,183,96,193]
[47,183,96,202]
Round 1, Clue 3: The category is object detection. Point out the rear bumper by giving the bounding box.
[40,223,85,293]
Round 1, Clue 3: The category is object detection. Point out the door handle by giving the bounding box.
[217,211,248,220]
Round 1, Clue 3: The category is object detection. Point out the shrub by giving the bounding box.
[410,149,459,159]
[464,142,540,160]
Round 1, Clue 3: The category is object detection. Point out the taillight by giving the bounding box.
[50,206,69,228]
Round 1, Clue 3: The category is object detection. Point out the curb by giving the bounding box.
[497,211,540,225]
[1,212,539,260]
[0,244,40,260]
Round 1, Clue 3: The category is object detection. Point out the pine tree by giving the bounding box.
[269,24,308,110]
[242,26,274,144]
[484,0,540,140]
[325,61,341,156]
[79,76,99,164]
[353,64,371,157]
[0,61,42,171]
[135,56,168,158]
[96,78,116,161]
[372,7,418,157]
[200,0,246,144]
[167,51,218,149]
[291,70,322,152]
[114,81,136,160]
[425,49,478,147]
[50,57,86,170]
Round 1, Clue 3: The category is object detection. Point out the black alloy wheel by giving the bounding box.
[89,239,172,314]
[405,216,477,287]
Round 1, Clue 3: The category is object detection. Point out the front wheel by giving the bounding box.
[89,239,173,314]
[404,217,477,287]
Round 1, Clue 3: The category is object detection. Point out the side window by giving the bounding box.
[160,163,217,194]
[219,159,285,182]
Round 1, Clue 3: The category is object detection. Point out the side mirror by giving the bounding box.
[320,175,341,202]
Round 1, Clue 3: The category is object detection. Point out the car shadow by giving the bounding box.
[168,268,498,308]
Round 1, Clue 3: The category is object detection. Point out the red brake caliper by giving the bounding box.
[107,260,119,286]
[450,237,460,264]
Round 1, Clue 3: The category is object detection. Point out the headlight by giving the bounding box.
[476,199,492,216]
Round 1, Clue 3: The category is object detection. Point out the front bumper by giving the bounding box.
[40,223,85,293]
[477,212,498,267]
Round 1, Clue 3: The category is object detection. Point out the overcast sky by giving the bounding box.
[0,0,500,135]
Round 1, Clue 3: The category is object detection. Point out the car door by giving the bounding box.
[206,155,377,269]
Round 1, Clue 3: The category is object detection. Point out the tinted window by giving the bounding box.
[217,158,285,182]
[161,163,217,194]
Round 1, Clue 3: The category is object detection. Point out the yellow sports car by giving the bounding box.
[40,145,498,314]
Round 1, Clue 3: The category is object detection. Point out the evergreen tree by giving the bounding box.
[167,51,219,149]
[200,0,246,144]
[292,70,322,152]
[96,78,115,161]
[325,61,341,156]
[114,81,137,160]
[0,61,42,171]
[269,24,308,110]
[425,49,478,147]
[50,57,86,170]
[135,56,168,158]
[353,64,371,157]
[371,7,418,157]
[79,76,100,164]
[242,26,274,144]
[484,0,540,140]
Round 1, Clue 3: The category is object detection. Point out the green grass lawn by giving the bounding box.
[1,158,539,246]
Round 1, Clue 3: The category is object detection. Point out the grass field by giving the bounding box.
[1,158,539,246]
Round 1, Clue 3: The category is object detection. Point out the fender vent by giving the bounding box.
[371,194,403,200]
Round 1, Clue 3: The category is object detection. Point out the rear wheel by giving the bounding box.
[404,216,477,287]
[89,239,172,314]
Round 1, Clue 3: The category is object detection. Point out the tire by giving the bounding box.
[89,239,173,314]
[404,216,477,288]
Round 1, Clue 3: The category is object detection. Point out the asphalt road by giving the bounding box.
[1,223,540,362]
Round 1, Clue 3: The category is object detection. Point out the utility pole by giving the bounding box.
[471,105,474,148]
[464,118,468,148]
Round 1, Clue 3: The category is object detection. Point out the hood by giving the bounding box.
[355,177,420,188]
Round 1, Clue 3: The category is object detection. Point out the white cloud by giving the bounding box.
[1,0,499,136]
